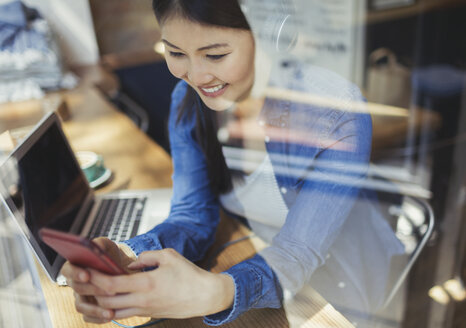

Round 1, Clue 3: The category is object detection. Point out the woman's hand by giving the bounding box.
[60,237,137,324]
[91,248,235,320]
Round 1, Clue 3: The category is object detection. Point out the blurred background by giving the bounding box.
[0,0,465,327]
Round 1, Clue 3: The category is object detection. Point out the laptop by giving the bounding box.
[0,112,172,284]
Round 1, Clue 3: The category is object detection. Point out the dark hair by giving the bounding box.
[152,0,250,30]
[152,0,251,196]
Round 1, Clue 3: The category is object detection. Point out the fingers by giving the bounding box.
[62,262,109,296]
[92,237,114,251]
[61,261,90,284]
[74,294,115,323]
[88,250,177,294]
[118,243,138,262]
[114,307,146,320]
[74,249,183,321]
[82,315,112,325]
[127,249,175,270]
[126,252,160,270]
[96,293,146,310]
[89,268,157,295]
[69,280,111,297]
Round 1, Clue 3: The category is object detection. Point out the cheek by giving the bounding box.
[165,59,186,79]
[224,56,254,86]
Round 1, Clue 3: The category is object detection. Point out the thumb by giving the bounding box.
[127,251,162,270]
[92,237,115,253]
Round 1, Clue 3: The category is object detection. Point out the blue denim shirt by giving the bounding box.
[123,63,400,325]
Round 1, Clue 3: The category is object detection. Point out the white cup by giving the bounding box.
[76,151,105,182]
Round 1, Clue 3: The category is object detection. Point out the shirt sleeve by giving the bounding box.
[123,81,220,263]
[205,109,372,326]
[204,254,283,326]
[260,93,373,295]
[124,77,372,326]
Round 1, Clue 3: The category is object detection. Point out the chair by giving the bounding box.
[96,60,179,154]
[111,61,179,154]
[381,194,435,309]
[365,169,435,311]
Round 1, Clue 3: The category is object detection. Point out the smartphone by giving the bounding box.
[39,228,127,275]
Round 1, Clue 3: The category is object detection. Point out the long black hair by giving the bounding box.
[152,0,251,196]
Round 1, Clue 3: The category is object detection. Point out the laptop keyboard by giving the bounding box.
[88,197,147,242]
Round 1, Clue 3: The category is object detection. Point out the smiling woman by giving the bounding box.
[150,0,258,196]
[60,1,407,327]
[161,18,255,111]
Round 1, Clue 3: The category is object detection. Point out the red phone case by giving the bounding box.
[39,228,126,275]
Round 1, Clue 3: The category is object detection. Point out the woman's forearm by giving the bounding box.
[207,273,235,314]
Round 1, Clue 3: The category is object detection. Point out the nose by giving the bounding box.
[186,61,214,86]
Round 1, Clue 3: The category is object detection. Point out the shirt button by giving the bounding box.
[326,254,331,260]
[264,136,270,143]
[258,120,265,126]
[338,282,346,288]
[280,187,287,194]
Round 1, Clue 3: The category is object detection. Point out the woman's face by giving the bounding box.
[161,16,255,111]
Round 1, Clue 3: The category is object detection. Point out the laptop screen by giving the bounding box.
[0,113,89,268]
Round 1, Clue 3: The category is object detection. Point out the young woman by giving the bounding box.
[62,0,403,326]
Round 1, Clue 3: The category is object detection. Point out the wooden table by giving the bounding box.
[0,69,354,328]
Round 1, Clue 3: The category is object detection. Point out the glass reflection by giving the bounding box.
[0,122,88,264]
[216,32,408,327]
[1,0,465,327]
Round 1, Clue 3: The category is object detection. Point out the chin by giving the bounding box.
[201,97,235,112]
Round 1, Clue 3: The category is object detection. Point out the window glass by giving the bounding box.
[1,0,465,327]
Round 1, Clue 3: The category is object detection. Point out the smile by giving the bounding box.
[199,83,228,97]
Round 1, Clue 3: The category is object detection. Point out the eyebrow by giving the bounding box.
[162,39,229,51]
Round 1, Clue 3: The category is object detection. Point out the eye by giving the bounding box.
[169,51,185,58]
[206,54,228,60]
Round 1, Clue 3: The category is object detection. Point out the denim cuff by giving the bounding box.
[122,233,163,256]
[203,262,262,325]
[203,273,238,326]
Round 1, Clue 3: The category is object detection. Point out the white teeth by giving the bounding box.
[201,84,225,93]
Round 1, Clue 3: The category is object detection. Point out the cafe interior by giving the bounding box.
[0,0,465,327]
